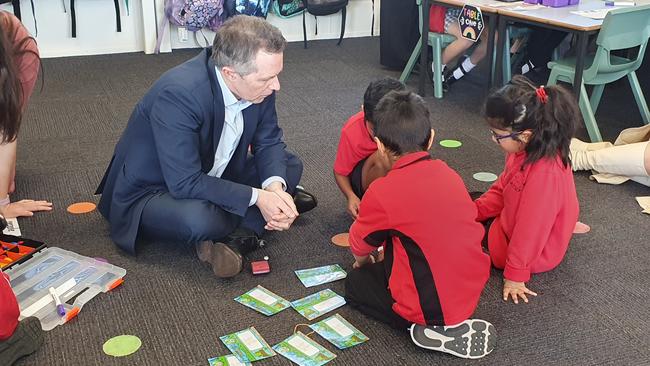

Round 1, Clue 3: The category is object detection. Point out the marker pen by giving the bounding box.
[49,287,66,316]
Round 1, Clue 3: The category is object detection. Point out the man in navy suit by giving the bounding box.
[96,15,316,278]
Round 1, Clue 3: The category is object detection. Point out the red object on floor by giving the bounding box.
[251,260,270,275]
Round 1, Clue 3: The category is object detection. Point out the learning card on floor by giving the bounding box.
[294,265,347,288]
[3,217,21,236]
[309,313,369,349]
[234,285,290,316]
[273,331,336,366]
[219,327,275,363]
[290,289,346,320]
[208,354,252,366]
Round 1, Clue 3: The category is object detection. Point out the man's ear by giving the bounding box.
[426,129,435,150]
[221,66,239,81]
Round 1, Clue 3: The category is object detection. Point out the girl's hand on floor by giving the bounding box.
[503,279,537,304]
[1,199,53,218]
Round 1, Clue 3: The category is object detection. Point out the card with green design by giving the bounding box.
[219,327,275,363]
[294,264,347,288]
[207,354,252,366]
[309,313,369,349]
[290,289,346,320]
[273,332,336,366]
[234,285,290,316]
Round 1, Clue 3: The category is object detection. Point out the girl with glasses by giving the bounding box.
[474,75,579,305]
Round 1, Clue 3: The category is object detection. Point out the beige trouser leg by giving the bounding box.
[571,139,650,186]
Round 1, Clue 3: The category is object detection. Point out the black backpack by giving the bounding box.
[302,0,348,48]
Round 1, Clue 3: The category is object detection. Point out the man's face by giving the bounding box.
[225,50,283,104]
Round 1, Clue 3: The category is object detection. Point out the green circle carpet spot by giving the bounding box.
[473,172,498,182]
[439,139,462,148]
[103,335,142,357]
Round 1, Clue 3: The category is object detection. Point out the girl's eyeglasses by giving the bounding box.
[490,130,522,144]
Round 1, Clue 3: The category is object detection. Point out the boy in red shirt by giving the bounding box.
[345,90,495,359]
[334,78,405,218]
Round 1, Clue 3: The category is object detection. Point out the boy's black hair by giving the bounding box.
[483,75,578,168]
[373,90,432,156]
[363,77,406,124]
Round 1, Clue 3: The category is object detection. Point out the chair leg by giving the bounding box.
[502,27,512,84]
[578,82,603,142]
[589,84,605,115]
[399,37,422,83]
[302,11,308,49]
[432,38,444,99]
[628,71,650,124]
[337,7,346,46]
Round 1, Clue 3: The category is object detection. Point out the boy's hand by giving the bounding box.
[1,199,53,218]
[503,279,537,304]
[347,195,361,219]
[352,254,375,269]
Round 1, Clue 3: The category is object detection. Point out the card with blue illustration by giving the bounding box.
[207,354,252,366]
[234,285,290,316]
[273,331,336,366]
[309,313,369,349]
[219,327,275,362]
[294,264,347,288]
[290,289,346,320]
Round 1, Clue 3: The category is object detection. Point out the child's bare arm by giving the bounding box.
[334,171,361,219]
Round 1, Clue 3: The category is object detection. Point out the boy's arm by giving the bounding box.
[349,188,389,267]
[334,171,361,219]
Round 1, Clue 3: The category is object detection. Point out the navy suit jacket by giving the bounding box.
[96,49,289,254]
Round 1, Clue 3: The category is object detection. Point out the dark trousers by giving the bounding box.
[138,151,303,245]
[527,27,567,69]
[345,261,411,332]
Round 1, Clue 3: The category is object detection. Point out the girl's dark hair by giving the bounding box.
[373,90,432,155]
[363,77,406,124]
[483,75,578,168]
[0,12,39,143]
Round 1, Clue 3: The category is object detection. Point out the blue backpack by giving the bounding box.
[224,0,272,18]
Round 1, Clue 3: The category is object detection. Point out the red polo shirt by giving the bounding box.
[475,152,579,282]
[0,273,19,340]
[350,151,490,326]
[334,111,377,176]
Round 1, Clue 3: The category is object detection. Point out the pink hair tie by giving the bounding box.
[536,86,548,104]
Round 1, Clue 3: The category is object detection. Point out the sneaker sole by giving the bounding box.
[197,241,243,278]
[410,319,496,359]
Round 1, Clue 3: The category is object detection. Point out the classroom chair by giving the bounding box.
[399,0,456,99]
[547,5,650,142]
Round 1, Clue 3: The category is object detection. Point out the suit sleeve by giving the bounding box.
[252,93,289,183]
[149,85,252,216]
[349,188,390,256]
[503,168,560,282]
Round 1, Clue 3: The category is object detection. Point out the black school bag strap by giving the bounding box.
[70,0,122,38]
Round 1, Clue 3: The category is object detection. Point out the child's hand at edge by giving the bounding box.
[353,254,375,269]
[503,279,537,304]
[347,195,361,219]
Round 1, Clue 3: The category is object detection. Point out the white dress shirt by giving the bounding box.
[210,68,286,206]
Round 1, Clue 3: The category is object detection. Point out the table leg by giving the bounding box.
[573,31,589,100]
[486,13,497,90]
[420,0,430,96]
[495,15,508,89]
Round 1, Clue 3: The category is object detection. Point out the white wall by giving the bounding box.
[1,0,379,58]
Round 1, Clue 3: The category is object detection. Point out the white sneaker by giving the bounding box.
[410,319,496,359]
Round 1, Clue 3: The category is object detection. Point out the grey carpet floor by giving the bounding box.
[12,37,650,365]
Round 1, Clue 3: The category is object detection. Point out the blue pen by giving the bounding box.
[49,287,66,316]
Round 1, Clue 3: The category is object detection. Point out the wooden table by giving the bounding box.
[419,0,501,96]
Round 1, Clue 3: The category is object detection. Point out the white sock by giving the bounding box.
[521,60,535,75]
[453,58,476,80]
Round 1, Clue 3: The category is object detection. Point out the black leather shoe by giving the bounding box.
[293,186,317,214]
